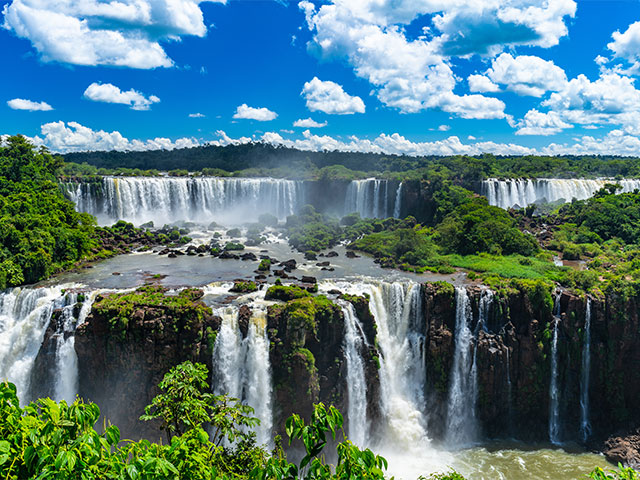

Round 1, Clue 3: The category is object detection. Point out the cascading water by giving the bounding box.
[580,298,592,443]
[63,176,305,226]
[393,182,403,218]
[445,287,479,447]
[53,291,101,404]
[482,178,640,209]
[340,301,369,446]
[0,286,68,402]
[345,179,391,219]
[212,305,273,446]
[549,293,562,445]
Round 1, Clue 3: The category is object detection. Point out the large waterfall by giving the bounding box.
[549,293,562,444]
[445,287,479,446]
[344,179,402,219]
[211,305,273,446]
[482,178,640,209]
[0,286,90,404]
[580,298,592,443]
[340,302,369,446]
[62,176,305,226]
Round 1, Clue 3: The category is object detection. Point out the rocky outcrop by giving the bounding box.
[267,292,381,435]
[604,429,640,468]
[74,285,219,440]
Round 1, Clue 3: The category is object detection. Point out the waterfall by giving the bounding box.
[549,293,562,445]
[340,301,369,446]
[53,291,100,404]
[0,286,67,402]
[445,287,479,446]
[344,179,392,219]
[64,176,305,226]
[482,178,640,209]
[580,298,592,443]
[212,305,273,446]
[393,182,403,218]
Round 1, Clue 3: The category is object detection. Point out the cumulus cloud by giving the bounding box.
[233,104,277,121]
[468,75,500,93]
[1,0,226,69]
[542,73,640,127]
[293,117,327,128]
[485,53,567,97]
[31,121,199,152]
[515,109,572,135]
[299,0,574,117]
[7,98,53,111]
[437,124,450,131]
[608,21,640,65]
[83,83,160,110]
[301,78,365,115]
[189,112,205,118]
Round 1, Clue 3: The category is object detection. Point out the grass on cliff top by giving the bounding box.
[94,285,212,332]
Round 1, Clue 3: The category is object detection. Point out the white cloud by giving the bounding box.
[542,73,640,127]
[515,109,572,135]
[7,98,53,111]
[83,82,160,110]
[2,0,226,69]
[293,117,327,128]
[301,78,365,115]
[608,21,640,65]
[437,124,450,131]
[485,53,567,97]
[300,0,574,117]
[233,104,277,121]
[31,121,199,152]
[468,75,499,93]
[467,135,476,140]
[189,112,205,118]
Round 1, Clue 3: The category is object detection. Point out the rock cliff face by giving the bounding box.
[68,279,640,464]
[421,281,640,447]
[266,293,381,435]
[74,286,219,440]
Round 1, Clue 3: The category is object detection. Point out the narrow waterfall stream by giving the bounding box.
[446,287,479,446]
[340,301,369,446]
[549,293,562,444]
[52,291,100,404]
[580,298,592,443]
[393,182,403,218]
[212,305,274,446]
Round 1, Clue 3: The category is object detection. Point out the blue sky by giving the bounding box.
[3,0,640,156]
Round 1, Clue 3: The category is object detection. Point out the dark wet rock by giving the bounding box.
[328,289,343,295]
[273,269,289,278]
[219,251,240,260]
[326,251,338,257]
[168,252,177,258]
[345,251,359,259]
[316,261,330,267]
[604,430,640,468]
[301,276,317,284]
[241,252,258,261]
[279,259,297,272]
[238,305,252,339]
[304,252,317,261]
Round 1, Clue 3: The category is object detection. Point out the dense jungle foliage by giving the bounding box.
[62,142,640,183]
[1,362,633,480]
[0,136,98,288]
